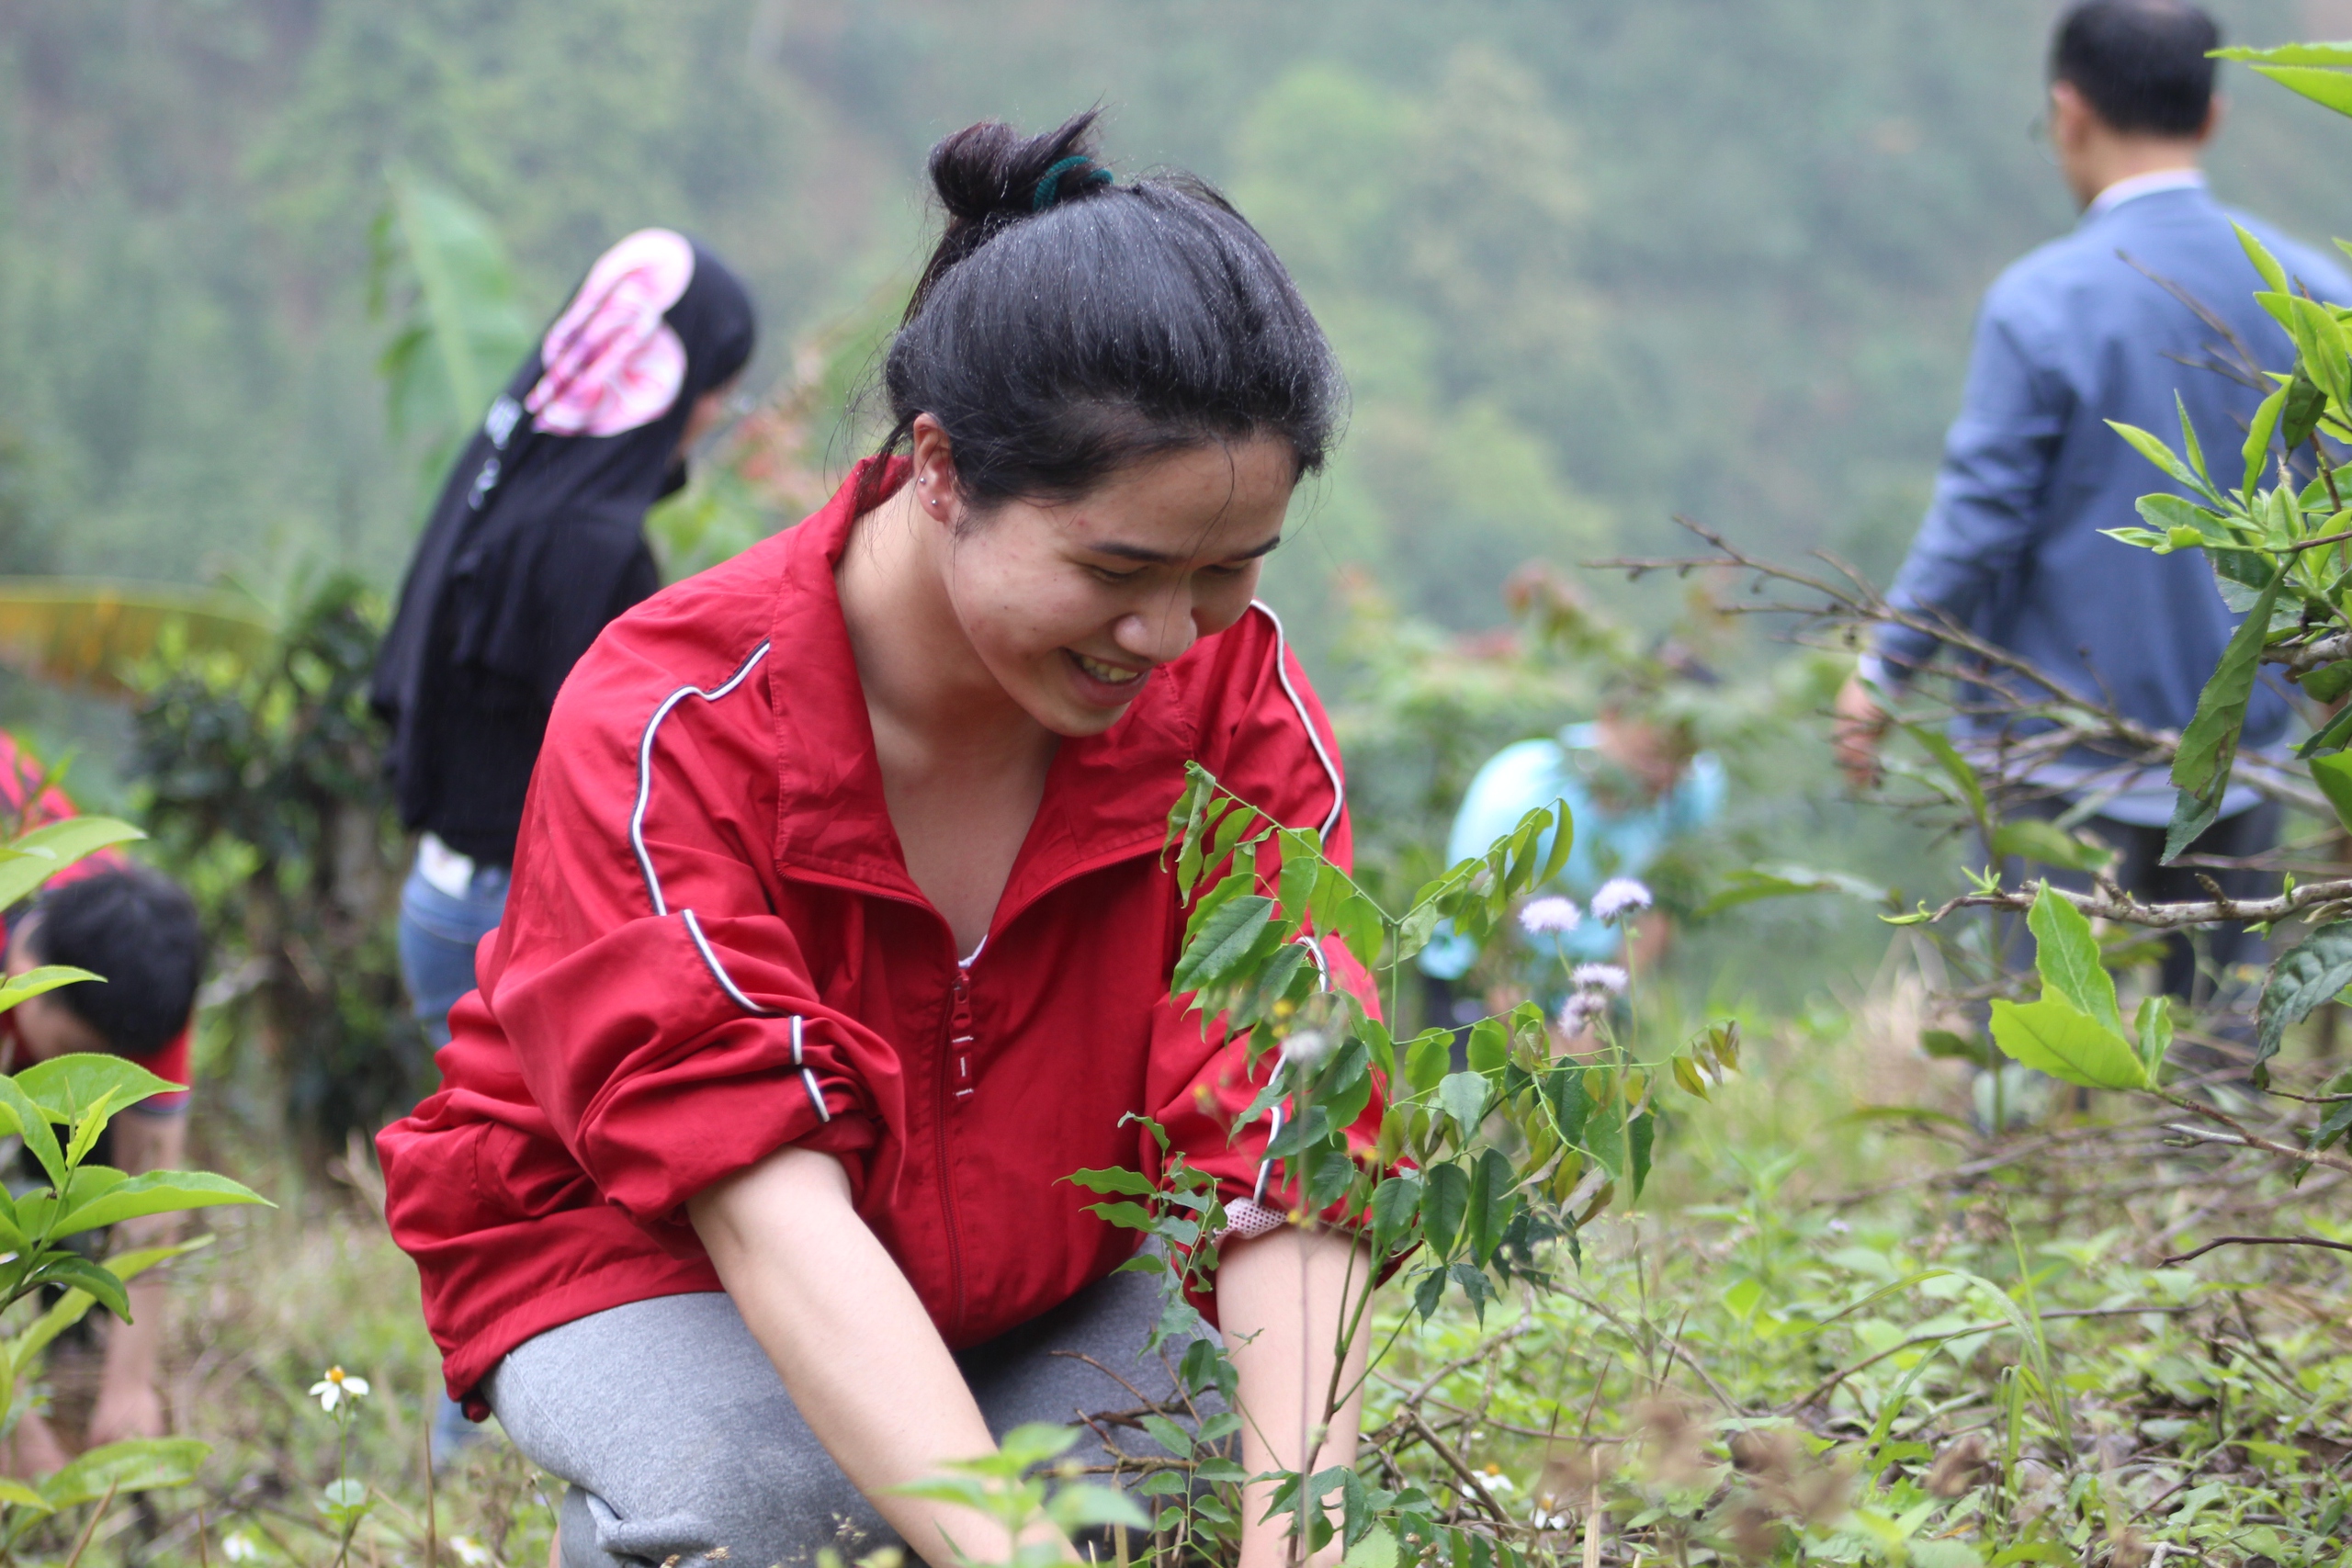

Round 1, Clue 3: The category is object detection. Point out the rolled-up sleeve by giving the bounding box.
[480,643,900,1234]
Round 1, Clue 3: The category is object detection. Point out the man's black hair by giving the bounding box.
[25,868,203,1057]
[2052,0,2222,138]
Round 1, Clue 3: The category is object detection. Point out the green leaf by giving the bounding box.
[40,1438,209,1506]
[1403,1028,1453,1096]
[33,1255,131,1322]
[1065,1167,1157,1197]
[1419,1162,1469,1255]
[1921,1030,1996,1069]
[0,1478,50,1514]
[1464,1146,1514,1265]
[2108,421,2220,503]
[1435,1072,1490,1137]
[1370,1175,1421,1253]
[0,1077,63,1190]
[2167,565,2283,862]
[1991,819,2112,875]
[0,817,145,911]
[2284,372,2331,454]
[2246,62,2352,120]
[1902,724,1987,829]
[2302,660,2352,705]
[1171,896,1276,995]
[1696,863,1886,917]
[63,1089,115,1170]
[2135,994,2174,1084]
[2239,220,2290,298]
[1987,998,2146,1090]
[2256,921,2352,1082]
[1464,1018,1507,1076]
[51,1170,268,1240]
[2287,296,2352,410]
[1541,1066,1591,1146]
[1139,1413,1193,1458]
[1630,1111,1654,1200]
[2217,42,2352,65]
[2026,883,2121,1035]
[2314,753,2352,833]
[372,172,532,475]
[2300,698,2352,761]
[0,965,102,1017]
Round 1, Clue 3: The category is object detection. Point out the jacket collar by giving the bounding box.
[767,459,1200,927]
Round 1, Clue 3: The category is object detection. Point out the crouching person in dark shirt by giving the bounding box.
[0,868,202,1474]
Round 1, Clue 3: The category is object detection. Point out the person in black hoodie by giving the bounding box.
[374,229,756,1057]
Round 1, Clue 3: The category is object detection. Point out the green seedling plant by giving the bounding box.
[888,1421,1149,1568]
[1057,761,1746,1568]
[0,807,271,1557]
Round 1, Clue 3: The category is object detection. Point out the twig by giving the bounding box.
[61,1483,119,1568]
[1400,1412,1516,1527]
[2161,1234,2352,1266]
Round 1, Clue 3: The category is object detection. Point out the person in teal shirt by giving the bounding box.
[1419,708,1724,1010]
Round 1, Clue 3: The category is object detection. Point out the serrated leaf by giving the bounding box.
[2256,921,2352,1080]
[2109,421,2219,502]
[2135,994,2174,1083]
[1988,998,2146,1090]
[0,818,146,911]
[2026,883,2121,1035]
[2245,385,2288,496]
[32,1255,130,1322]
[0,1077,63,1190]
[51,1170,268,1240]
[40,1438,209,1504]
[2168,565,2283,861]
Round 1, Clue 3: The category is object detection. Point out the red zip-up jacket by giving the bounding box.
[379,460,1381,1404]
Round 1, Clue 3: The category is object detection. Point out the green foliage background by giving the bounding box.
[7,0,2352,634]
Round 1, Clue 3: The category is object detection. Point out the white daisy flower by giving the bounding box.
[309,1365,370,1413]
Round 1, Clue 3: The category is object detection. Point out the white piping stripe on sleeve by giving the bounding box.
[1249,601,1344,840]
[678,908,831,1125]
[680,908,778,1016]
[630,639,773,918]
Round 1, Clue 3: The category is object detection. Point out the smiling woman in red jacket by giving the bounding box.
[379,112,1376,1568]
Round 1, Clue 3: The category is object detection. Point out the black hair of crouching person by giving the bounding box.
[28,867,206,1058]
[2051,0,2221,138]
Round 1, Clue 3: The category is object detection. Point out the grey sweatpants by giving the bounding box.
[484,1268,1212,1568]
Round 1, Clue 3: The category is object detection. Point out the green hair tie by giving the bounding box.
[1032,155,1114,211]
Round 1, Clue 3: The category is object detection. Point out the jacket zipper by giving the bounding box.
[935,953,978,1336]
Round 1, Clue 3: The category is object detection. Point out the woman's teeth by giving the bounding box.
[1072,652,1143,685]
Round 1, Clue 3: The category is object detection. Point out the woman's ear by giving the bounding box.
[907,413,963,531]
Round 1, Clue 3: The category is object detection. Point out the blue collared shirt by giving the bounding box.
[1871,180,2350,800]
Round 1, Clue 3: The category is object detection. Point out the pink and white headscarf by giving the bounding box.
[525,228,697,438]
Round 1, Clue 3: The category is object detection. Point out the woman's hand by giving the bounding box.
[688,1146,1076,1568]
[1216,1225,1373,1568]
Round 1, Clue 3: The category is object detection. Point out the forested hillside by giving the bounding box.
[4,0,2351,631]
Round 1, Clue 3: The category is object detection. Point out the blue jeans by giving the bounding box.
[397,851,511,1049]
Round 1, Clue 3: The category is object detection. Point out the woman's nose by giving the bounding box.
[1112,603,1199,665]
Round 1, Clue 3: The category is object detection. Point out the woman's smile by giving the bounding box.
[1066,647,1150,703]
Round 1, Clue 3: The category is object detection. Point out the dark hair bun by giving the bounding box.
[911,112,1113,314]
[876,111,1341,513]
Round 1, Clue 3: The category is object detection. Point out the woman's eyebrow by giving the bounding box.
[1089,534,1283,565]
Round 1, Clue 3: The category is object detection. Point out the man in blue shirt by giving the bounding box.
[1834,0,2350,1003]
